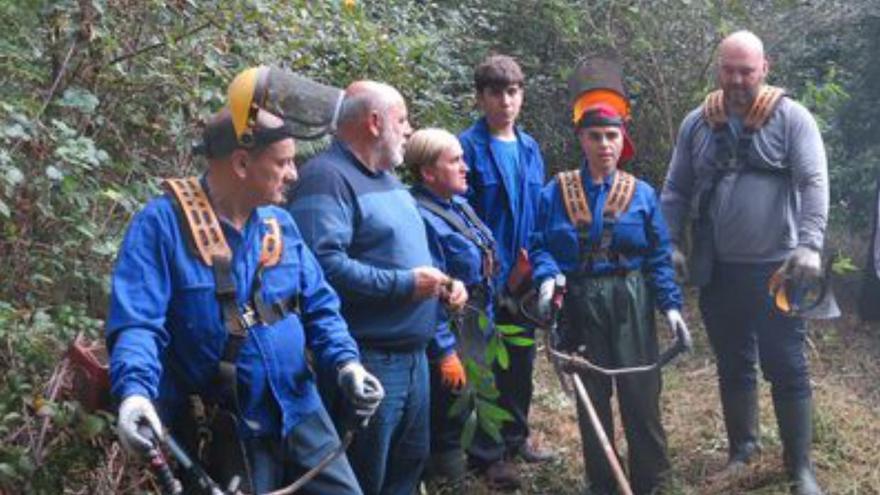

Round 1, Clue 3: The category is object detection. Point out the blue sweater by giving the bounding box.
[106,197,358,439]
[460,118,545,291]
[288,141,439,350]
[529,168,683,311]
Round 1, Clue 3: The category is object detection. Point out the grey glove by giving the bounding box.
[671,245,688,283]
[665,309,693,352]
[337,361,385,419]
[781,246,822,282]
[536,278,556,322]
[117,395,163,456]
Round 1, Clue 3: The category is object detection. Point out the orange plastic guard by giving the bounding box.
[65,333,111,412]
[259,217,283,267]
[506,248,534,296]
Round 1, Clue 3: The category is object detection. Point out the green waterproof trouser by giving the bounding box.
[562,271,670,495]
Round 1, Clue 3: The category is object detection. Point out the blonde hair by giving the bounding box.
[404,128,459,182]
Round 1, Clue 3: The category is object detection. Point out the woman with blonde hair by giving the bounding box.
[406,128,498,486]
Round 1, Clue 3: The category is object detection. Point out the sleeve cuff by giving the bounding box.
[117,383,152,402]
[393,269,416,300]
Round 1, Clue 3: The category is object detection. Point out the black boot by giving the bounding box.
[773,397,823,495]
[709,389,760,482]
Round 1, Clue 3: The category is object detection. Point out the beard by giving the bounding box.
[725,84,761,112]
[378,124,405,169]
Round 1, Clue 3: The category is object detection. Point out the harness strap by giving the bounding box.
[703,90,727,130]
[604,171,636,218]
[556,169,637,270]
[163,177,298,398]
[163,178,231,266]
[701,85,786,132]
[556,169,637,228]
[558,170,592,227]
[745,86,785,131]
[413,191,498,280]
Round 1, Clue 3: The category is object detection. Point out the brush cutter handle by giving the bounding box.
[657,326,688,368]
[137,422,183,495]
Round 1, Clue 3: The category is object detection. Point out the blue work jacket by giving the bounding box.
[106,194,359,439]
[412,185,496,359]
[460,118,545,291]
[529,167,683,311]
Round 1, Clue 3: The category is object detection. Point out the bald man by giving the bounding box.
[661,30,827,494]
[288,81,465,495]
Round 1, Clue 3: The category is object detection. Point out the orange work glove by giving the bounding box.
[439,352,466,390]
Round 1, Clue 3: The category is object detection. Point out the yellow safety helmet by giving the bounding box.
[227,66,271,146]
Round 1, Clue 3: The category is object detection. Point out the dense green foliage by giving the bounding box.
[0,0,877,492]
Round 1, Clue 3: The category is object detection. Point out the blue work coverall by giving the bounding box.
[459,117,545,464]
[530,167,681,493]
[413,185,496,459]
[106,193,361,494]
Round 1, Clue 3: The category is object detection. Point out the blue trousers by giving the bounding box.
[246,407,362,494]
[345,348,430,495]
[699,262,812,401]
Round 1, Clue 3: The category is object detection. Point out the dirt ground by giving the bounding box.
[427,288,880,495]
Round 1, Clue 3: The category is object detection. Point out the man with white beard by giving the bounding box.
[287,80,466,495]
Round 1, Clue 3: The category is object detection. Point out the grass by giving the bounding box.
[433,289,880,494]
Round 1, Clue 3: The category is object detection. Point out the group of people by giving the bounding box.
[106,28,829,495]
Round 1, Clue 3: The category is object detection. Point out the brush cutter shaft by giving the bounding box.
[572,374,633,495]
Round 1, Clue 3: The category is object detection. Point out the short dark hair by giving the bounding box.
[474,54,524,93]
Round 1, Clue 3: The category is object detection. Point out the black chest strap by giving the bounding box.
[163,178,299,405]
[413,191,498,280]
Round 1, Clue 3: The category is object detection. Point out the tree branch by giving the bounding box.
[104,21,213,67]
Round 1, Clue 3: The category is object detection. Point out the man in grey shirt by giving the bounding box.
[661,30,827,495]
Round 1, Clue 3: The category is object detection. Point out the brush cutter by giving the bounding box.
[529,274,690,495]
[139,408,370,495]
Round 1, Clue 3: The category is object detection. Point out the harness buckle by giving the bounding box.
[239,303,259,329]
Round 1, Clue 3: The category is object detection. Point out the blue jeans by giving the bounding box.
[245,406,362,494]
[346,347,429,495]
[700,262,812,401]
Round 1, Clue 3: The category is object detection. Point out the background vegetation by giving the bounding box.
[0,0,878,493]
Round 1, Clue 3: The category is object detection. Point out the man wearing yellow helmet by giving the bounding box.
[106,67,377,494]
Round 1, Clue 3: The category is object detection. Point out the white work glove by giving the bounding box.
[781,246,822,282]
[665,309,693,352]
[337,361,385,419]
[117,395,163,456]
[537,278,556,321]
[671,245,688,283]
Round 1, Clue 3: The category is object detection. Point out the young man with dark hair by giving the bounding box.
[459,54,550,490]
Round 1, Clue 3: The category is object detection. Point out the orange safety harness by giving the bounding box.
[557,169,636,272]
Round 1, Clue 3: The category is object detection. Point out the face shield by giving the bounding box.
[227,65,344,145]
